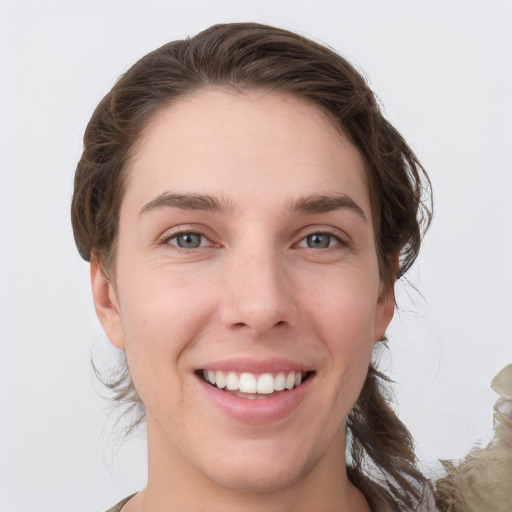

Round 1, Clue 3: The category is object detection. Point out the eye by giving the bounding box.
[297,232,341,249]
[167,232,208,249]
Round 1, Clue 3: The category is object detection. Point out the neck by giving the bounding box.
[126,416,371,512]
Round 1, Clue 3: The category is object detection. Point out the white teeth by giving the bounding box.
[215,370,226,389]
[274,372,286,391]
[285,372,295,390]
[239,373,257,393]
[226,372,239,391]
[203,370,307,394]
[256,373,274,394]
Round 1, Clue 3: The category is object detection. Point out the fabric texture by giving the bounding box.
[435,364,512,511]
[105,493,136,512]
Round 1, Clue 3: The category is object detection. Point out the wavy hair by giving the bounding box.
[72,23,433,510]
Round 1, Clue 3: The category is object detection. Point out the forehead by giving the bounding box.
[123,88,370,217]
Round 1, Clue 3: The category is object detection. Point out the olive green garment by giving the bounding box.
[105,494,136,512]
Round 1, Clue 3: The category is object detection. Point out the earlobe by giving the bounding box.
[374,283,395,342]
[374,256,399,342]
[90,255,126,350]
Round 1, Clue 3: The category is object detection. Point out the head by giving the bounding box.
[72,23,429,285]
[72,23,432,509]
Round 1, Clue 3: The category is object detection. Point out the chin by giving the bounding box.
[211,460,311,495]
[195,439,318,495]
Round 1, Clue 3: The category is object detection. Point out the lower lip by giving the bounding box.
[198,375,313,424]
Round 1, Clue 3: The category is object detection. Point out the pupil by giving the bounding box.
[308,234,330,249]
[177,233,201,248]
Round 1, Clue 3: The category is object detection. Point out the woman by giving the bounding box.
[71,23,433,511]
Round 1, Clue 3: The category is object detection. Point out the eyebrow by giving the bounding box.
[139,191,367,223]
[139,192,236,217]
[288,194,367,223]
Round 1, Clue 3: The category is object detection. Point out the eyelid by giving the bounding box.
[294,226,350,248]
[158,225,217,249]
[156,224,350,251]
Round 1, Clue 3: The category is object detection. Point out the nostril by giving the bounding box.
[230,320,286,332]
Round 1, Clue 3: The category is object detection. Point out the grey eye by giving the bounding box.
[306,233,331,249]
[173,233,203,249]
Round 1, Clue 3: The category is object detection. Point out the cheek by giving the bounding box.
[120,287,171,347]
[114,268,214,390]
[302,265,379,386]
[318,302,376,424]
[319,300,375,384]
[302,262,380,337]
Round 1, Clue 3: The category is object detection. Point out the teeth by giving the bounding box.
[239,373,257,393]
[215,370,226,389]
[202,370,306,394]
[285,372,295,390]
[226,372,239,391]
[256,373,274,394]
[274,372,286,391]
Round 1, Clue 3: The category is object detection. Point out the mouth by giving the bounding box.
[197,369,315,399]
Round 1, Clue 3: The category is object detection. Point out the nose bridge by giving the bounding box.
[220,240,297,335]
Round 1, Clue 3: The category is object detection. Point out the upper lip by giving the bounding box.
[198,357,314,374]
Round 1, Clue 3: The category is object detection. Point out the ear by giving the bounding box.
[90,254,126,350]
[373,281,395,342]
[373,256,398,342]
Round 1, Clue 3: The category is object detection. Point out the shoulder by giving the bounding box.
[105,494,137,512]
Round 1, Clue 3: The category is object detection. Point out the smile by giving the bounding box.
[196,364,315,423]
[200,370,313,397]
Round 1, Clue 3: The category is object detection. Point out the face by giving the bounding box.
[92,89,394,497]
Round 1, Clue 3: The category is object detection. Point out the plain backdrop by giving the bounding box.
[0,1,511,511]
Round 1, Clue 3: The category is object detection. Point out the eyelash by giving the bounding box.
[296,230,347,250]
[160,228,348,253]
[160,230,214,253]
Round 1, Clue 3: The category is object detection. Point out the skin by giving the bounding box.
[91,89,395,512]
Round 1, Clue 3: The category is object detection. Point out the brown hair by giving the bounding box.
[72,23,433,510]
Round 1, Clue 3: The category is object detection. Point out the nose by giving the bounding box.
[219,244,298,337]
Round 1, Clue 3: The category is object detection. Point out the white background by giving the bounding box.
[0,1,511,510]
